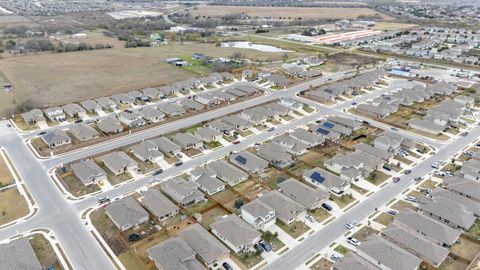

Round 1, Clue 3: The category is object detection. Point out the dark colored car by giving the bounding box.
[259,241,272,252]
[321,203,332,211]
[222,262,233,270]
[153,169,163,175]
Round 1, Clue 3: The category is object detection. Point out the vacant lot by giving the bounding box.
[190,6,392,20]
[0,187,29,225]
[0,154,14,186]
[30,234,62,269]
[0,41,300,117]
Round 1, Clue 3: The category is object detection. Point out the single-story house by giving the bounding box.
[97,117,124,135]
[70,123,99,142]
[241,199,276,230]
[101,151,138,176]
[207,160,248,186]
[160,178,205,207]
[140,189,179,221]
[147,237,205,270]
[229,151,269,173]
[71,159,106,186]
[210,214,261,254]
[41,129,71,148]
[303,167,350,195]
[258,190,306,225]
[105,197,149,231]
[278,178,328,209]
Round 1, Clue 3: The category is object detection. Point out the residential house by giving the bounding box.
[272,134,310,156]
[382,223,449,268]
[407,118,445,135]
[207,160,248,186]
[101,151,138,176]
[43,107,66,122]
[257,143,294,169]
[194,127,222,143]
[158,102,185,116]
[242,69,255,81]
[394,209,461,248]
[111,93,133,105]
[21,109,46,126]
[105,197,149,231]
[62,103,86,118]
[95,97,117,111]
[357,235,421,270]
[290,128,325,147]
[418,196,476,231]
[207,120,235,134]
[241,199,276,230]
[328,116,363,131]
[171,132,203,150]
[0,238,42,270]
[180,98,204,111]
[222,115,252,131]
[179,224,230,267]
[70,123,99,142]
[41,129,71,148]
[303,167,350,195]
[139,107,165,123]
[151,137,181,157]
[147,237,205,270]
[194,174,225,195]
[142,88,162,100]
[431,188,480,217]
[210,214,261,254]
[325,152,384,182]
[70,159,106,186]
[454,95,475,108]
[189,166,216,182]
[278,178,328,209]
[130,141,164,163]
[229,151,269,173]
[258,190,306,225]
[332,252,379,270]
[160,178,205,207]
[118,111,146,128]
[80,100,102,113]
[141,189,179,221]
[443,176,480,203]
[354,143,394,162]
[279,98,304,112]
[97,117,124,135]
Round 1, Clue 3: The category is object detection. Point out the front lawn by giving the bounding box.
[276,220,311,239]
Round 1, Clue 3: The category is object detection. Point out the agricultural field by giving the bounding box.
[189,6,392,20]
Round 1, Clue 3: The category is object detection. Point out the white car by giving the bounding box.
[346,221,358,229]
[330,254,341,262]
[306,215,315,223]
[405,196,417,203]
[347,237,361,246]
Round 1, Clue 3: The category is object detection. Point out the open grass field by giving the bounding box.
[0,41,302,117]
[190,6,392,20]
[0,187,29,225]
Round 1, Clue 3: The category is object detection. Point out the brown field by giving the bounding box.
[0,41,304,117]
[0,187,29,225]
[0,154,14,186]
[372,22,418,31]
[190,6,392,20]
[0,15,35,26]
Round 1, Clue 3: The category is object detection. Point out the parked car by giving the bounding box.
[175,161,183,167]
[347,237,361,246]
[351,102,357,105]
[392,177,400,183]
[405,196,417,203]
[414,176,422,182]
[176,153,183,158]
[306,215,315,223]
[322,203,333,212]
[259,240,273,252]
[98,196,110,204]
[233,140,240,145]
[330,254,341,262]
[267,127,275,132]
[390,127,398,131]
[387,210,398,216]
[461,131,469,137]
[254,244,263,253]
[346,221,357,229]
[222,262,233,270]
[404,169,411,175]
[153,169,163,175]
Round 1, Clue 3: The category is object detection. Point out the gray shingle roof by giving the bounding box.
[382,223,449,267]
[278,178,328,209]
[258,190,306,224]
[141,189,178,219]
[358,235,421,270]
[71,159,105,185]
[147,237,205,270]
[0,238,42,270]
[333,252,379,270]
[210,214,261,249]
[105,197,148,229]
[179,223,229,265]
[394,209,460,246]
[70,123,99,141]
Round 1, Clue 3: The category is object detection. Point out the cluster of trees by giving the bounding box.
[1,38,112,54]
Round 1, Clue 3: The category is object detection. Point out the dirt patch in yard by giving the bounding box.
[373,213,394,226]
[309,258,334,270]
[451,236,480,262]
[352,226,379,241]
[0,154,14,186]
[29,234,62,270]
